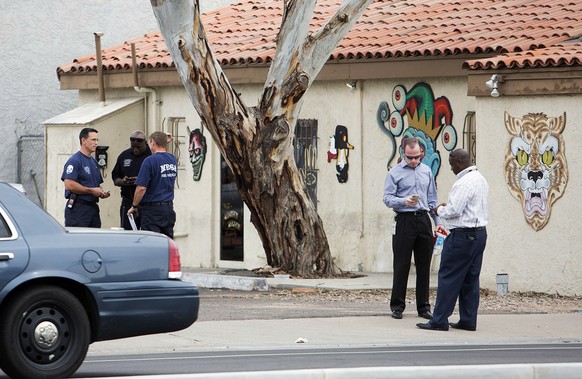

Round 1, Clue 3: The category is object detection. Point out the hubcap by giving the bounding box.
[34,321,59,348]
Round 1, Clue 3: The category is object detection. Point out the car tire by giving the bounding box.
[0,285,90,379]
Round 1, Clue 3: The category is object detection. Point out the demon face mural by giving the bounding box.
[188,128,207,181]
[504,112,568,231]
[377,82,457,178]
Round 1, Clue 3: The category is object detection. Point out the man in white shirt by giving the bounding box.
[417,148,489,331]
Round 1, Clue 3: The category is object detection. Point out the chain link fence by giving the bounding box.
[17,135,45,208]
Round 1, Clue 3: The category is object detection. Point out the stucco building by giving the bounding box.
[45,0,582,295]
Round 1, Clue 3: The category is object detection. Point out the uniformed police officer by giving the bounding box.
[111,130,151,230]
[61,127,110,227]
[127,131,177,238]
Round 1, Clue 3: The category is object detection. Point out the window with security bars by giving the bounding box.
[293,119,318,208]
[463,111,477,165]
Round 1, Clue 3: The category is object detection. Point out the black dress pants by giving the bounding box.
[390,212,433,313]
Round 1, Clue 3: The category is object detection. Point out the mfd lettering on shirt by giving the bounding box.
[160,163,177,178]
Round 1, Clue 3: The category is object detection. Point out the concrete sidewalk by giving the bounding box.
[84,269,582,378]
[87,312,582,355]
[182,269,438,291]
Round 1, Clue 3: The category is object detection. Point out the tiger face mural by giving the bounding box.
[504,112,568,231]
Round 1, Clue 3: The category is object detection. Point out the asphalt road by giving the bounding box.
[72,344,582,377]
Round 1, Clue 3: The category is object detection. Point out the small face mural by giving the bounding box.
[188,128,207,181]
[504,112,568,231]
[377,82,457,178]
[327,125,354,183]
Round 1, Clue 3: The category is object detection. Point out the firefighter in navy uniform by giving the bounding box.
[127,131,177,238]
[61,127,110,227]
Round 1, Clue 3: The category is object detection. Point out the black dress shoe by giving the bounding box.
[418,310,433,320]
[416,322,448,331]
[449,322,476,331]
[391,310,403,319]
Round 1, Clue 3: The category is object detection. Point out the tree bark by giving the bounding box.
[150,0,372,277]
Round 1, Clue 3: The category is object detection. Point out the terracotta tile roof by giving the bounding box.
[464,39,582,69]
[57,0,582,77]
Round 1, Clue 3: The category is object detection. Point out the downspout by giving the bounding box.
[131,43,160,135]
[94,32,106,106]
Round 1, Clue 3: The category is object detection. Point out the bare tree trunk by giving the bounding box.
[150,0,372,277]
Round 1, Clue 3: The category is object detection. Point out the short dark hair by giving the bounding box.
[79,127,98,145]
[149,131,168,149]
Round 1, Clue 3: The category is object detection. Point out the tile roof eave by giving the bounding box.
[56,0,582,77]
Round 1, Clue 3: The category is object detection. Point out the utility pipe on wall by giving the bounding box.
[131,43,160,135]
[94,32,106,106]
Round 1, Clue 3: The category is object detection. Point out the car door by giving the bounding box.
[0,205,30,292]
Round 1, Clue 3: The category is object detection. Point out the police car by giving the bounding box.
[0,182,199,378]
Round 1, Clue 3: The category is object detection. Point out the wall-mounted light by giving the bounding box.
[346,80,357,91]
[485,74,502,98]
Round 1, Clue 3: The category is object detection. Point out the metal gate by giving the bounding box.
[293,119,318,208]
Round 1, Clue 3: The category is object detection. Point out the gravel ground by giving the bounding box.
[198,288,582,321]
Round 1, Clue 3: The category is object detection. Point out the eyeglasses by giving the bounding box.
[130,137,145,143]
[405,155,422,160]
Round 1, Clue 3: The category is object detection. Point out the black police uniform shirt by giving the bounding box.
[111,147,151,199]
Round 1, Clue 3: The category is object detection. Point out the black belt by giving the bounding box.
[398,210,428,216]
[141,201,173,206]
[75,198,98,206]
[450,226,486,232]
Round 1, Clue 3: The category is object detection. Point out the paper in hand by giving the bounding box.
[128,213,138,231]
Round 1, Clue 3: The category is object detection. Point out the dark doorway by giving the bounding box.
[293,119,318,208]
[220,157,244,261]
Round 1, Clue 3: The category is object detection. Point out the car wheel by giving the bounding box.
[0,285,90,379]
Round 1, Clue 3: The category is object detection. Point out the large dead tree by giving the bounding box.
[151,0,372,277]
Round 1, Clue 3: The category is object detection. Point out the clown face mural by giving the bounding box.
[504,112,568,231]
[377,82,457,178]
[188,128,207,181]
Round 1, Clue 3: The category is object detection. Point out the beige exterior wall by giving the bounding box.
[475,95,581,295]
[44,98,145,228]
[44,75,581,295]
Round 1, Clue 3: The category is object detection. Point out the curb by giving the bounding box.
[81,363,582,378]
[182,272,268,291]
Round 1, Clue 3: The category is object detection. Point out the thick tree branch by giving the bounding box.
[151,0,255,150]
[302,0,374,78]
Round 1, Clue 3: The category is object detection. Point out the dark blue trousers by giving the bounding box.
[64,202,101,228]
[430,227,487,329]
[140,204,176,239]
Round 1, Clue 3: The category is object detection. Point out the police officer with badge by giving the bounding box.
[111,130,151,230]
[61,127,110,227]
